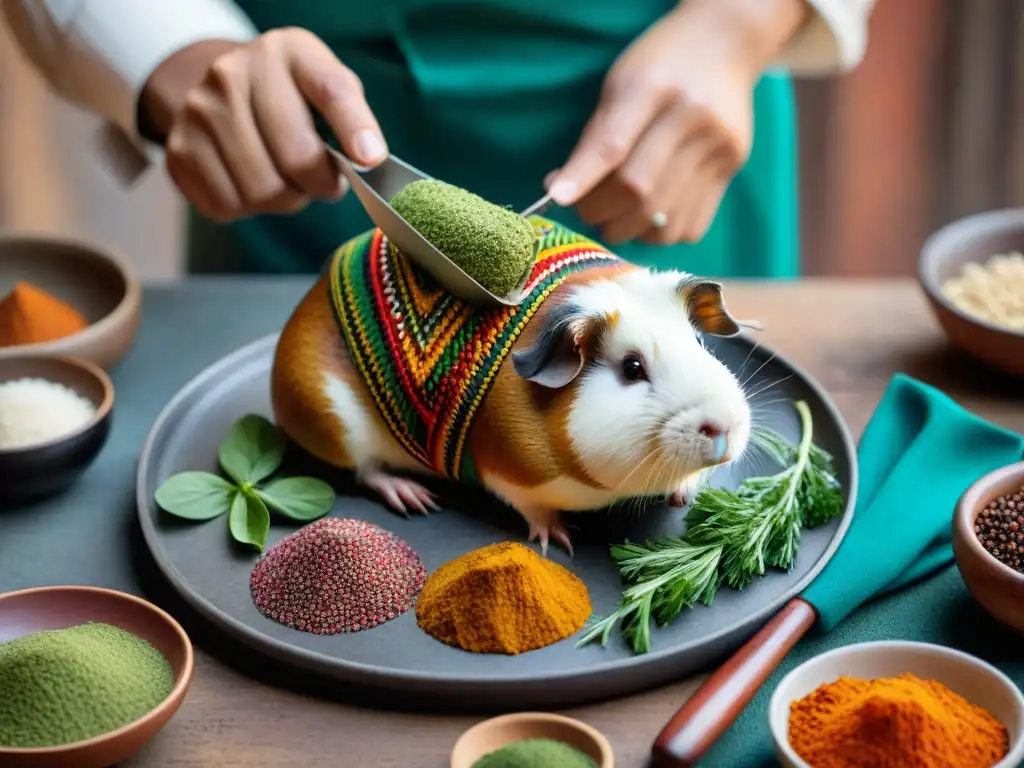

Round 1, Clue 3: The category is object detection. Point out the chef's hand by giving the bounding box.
[546,0,811,246]
[139,28,387,222]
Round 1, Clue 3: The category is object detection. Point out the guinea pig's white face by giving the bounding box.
[511,268,752,497]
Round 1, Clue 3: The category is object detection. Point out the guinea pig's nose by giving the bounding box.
[698,422,727,439]
[700,422,730,463]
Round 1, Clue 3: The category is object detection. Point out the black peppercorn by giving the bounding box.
[974,483,1024,571]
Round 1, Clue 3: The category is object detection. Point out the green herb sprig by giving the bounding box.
[154,414,336,552]
[577,400,843,655]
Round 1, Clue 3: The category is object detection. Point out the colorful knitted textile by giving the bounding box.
[328,216,623,482]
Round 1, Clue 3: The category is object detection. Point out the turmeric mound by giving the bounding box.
[415,541,591,654]
[0,282,88,347]
[788,672,1008,768]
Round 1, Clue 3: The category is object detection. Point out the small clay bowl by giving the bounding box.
[0,354,114,504]
[0,585,194,768]
[918,207,1024,376]
[451,712,614,768]
[769,640,1024,768]
[0,232,141,371]
[953,461,1024,633]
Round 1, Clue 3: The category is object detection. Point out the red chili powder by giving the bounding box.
[248,518,426,635]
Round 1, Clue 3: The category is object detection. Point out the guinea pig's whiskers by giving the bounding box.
[743,373,792,403]
[629,447,679,518]
[736,342,761,383]
[739,351,778,391]
[621,446,672,520]
[659,448,695,496]
[748,400,791,429]
[737,433,774,474]
[635,460,671,517]
[615,445,664,494]
[749,396,790,409]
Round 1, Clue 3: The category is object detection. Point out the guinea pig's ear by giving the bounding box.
[511,302,600,388]
[678,278,743,337]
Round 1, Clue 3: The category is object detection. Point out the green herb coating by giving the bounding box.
[0,622,175,748]
[390,179,535,296]
[471,737,599,768]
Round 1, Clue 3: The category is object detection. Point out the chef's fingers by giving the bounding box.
[574,176,635,229]
[599,128,707,245]
[190,58,308,214]
[547,75,667,206]
[638,154,725,245]
[165,121,242,222]
[251,42,344,200]
[286,32,388,167]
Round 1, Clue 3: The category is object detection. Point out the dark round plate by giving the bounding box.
[136,333,857,710]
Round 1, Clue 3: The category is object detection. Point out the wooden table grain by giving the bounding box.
[125,279,1024,768]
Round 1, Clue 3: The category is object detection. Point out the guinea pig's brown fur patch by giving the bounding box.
[469,269,627,492]
[271,273,366,470]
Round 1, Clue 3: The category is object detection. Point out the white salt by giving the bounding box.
[0,377,97,450]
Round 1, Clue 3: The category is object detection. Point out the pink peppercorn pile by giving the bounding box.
[249,518,426,635]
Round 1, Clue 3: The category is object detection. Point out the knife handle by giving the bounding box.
[651,597,818,768]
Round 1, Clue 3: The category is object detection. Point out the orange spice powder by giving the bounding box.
[788,672,1008,768]
[0,282,88,347]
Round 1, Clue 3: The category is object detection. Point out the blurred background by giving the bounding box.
[0,0,1018,283]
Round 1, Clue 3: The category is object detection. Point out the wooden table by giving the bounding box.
[125,279,1024,767]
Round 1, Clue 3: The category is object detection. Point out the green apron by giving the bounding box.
[187,0,799,279]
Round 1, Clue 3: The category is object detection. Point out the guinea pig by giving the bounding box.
[271,228,752,556]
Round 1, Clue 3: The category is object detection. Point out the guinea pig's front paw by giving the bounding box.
[668,489,687,507]
[520,507,574,558]
[668,474,705,508]
[360,468,439,517]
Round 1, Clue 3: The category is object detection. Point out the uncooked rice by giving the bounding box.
[940,252,1024,332]
[0,378,97,450]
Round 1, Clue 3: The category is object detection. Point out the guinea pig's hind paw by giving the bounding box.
[361,470,439,517]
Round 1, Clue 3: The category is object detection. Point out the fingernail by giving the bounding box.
[548,179,577,205]
[331,175,350,201]
[354,130,386,163]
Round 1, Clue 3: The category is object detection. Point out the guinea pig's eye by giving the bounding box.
[621,353,647,383]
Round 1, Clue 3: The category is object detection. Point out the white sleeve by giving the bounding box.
[1,0,258,182]
[773,0,877,75]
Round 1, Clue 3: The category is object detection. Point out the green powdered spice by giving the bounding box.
[390,179,535,296]
[471,737,599,768]
[0,622,175,748]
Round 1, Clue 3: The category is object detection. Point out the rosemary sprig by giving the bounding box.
[577,399,844,655]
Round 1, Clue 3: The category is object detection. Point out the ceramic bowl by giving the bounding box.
[953,461,1024,633]
[0,354,114,503]
[918,207,1024,376]
[451,712,614,768]
[0,585,194,768]
[769,640,1024,768]
[0,232,141,371]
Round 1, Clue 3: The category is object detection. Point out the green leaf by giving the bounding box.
[256,476,335,521]
[154,471,236,520]
[228,491,271,551]
[218,414,285,485]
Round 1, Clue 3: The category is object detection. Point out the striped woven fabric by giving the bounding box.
[327,216,623,482]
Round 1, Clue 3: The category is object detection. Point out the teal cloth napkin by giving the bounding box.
[698,373,1024,767]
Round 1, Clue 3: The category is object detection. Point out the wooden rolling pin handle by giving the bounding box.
[651,597,818,768]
